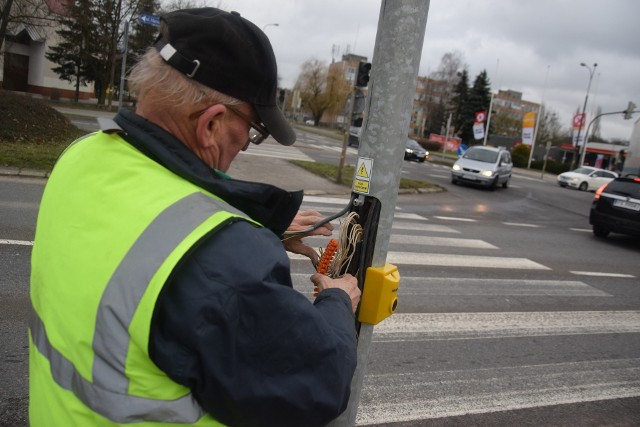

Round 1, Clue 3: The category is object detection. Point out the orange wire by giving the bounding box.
[315,239,338,296]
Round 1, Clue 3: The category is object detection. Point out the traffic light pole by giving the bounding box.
[578,106,637,167]
[327,1,430,425]
[337,90,356,184]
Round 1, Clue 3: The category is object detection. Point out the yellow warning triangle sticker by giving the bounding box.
[357,163,369,178]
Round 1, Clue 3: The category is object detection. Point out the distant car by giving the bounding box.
[348,126,361,147]
[451,145,512,190]
[404,139,428,162]
[589,176,640,238]
[557,166,618,191]
[305,119,315,126]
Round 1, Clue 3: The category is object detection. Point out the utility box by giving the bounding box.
[358,263,400,325]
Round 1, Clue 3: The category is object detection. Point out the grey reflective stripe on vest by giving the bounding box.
[30,191,247,423]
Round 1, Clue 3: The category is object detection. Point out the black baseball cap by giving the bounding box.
[154,8,295,146]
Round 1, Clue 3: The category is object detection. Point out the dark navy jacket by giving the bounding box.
[114,110,357,427]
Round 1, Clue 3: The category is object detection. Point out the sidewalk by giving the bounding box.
[0,152,351,195]
[2,104,556,190]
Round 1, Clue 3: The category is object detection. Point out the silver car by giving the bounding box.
[451,146,512,190]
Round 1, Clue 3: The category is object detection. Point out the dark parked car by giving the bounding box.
[404,139,428,162]
[348,126,361,147]
[589,176,640,238]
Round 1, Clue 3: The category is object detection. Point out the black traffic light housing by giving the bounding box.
[623,101,636,120]
[356,62,371,87]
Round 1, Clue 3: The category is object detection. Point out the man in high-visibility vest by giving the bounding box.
[29,7,360,427]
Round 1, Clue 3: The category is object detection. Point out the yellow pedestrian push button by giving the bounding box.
[358,263,400,325]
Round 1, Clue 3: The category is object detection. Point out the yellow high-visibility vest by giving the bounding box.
[30,130,253,426]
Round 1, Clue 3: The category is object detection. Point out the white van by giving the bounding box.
[451,146,512,190]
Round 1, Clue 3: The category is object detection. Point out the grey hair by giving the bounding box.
[127,48,241,112]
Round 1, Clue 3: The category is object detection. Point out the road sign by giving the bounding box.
[138,13,160,27]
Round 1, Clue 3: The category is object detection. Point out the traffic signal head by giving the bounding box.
[624,101,636,120]
[356,62,372,87]
[278,89,285,103]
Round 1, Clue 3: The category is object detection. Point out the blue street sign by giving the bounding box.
[457,144,468,157]
[138,13,160,27]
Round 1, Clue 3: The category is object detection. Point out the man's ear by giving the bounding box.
[195,104,227,149]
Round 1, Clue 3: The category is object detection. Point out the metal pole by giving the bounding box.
[527,65,550,169]
[327,1,430,425]
[482,93,494,146]
[482,58,500,146]
[571,62,597,169]
[442,113,451,160]
[117,21,129,111]
[579,110,628,167]
[337,90,356,184]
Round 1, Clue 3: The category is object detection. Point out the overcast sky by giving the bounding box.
[219,0,640,141]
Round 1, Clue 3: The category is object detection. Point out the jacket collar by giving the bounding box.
[113,109,302,237]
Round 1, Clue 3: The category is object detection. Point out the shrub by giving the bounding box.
[530,160,571,175]
[511,144,531,168]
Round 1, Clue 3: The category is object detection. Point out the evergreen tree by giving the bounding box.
[45,1,98,102]
[127,0,160,65]
[450,69,470,142]
[465,70,492,145]
[424,99,446,137]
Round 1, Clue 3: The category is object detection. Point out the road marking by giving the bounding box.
[385,252,549,269]
[434,216,476,222]
[570,228,592,232]
[398,277,611,297]
[239,151,314,161]
[356,358,640,424]
[288,252,549,270]
[302,195,351,205]
[392,222,459,233]
[570,271,636,278]
[389,235,497,249]
[373,311,640,341]
[514,174,544,182]
[0,200,40,209]
[238,145,315,161]
[394,212,427,220]
[0,239,33,246]
[298,203,345,213]
[502,222,540,228]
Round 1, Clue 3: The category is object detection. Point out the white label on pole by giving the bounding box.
[473,122,485,140]
[353,157,373,194]
[522,127,534,145]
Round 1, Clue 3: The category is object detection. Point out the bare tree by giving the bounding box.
[0,0,57,54]
[536,106,564,146]
[414,51,468,137]
[323,64,350,118]
[295,58,335,126]
[430,50,467,86]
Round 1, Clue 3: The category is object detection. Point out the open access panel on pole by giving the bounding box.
[327,1,430,425]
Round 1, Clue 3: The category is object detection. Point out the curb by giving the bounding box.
[0,166,446,195]
[0,167,50,178]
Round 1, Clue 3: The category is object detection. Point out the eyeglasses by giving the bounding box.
[189,104,269,145]
[225,105,269,145]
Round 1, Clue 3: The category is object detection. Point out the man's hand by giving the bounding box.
[282,210,334,265]
[311,273,361,313]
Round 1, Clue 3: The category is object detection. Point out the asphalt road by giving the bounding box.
[1,126,639,426]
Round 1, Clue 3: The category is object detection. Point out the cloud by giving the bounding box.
[225,0,640,139]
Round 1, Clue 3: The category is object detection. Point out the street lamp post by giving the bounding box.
[262,23,279,31]
[573,62,597,168]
